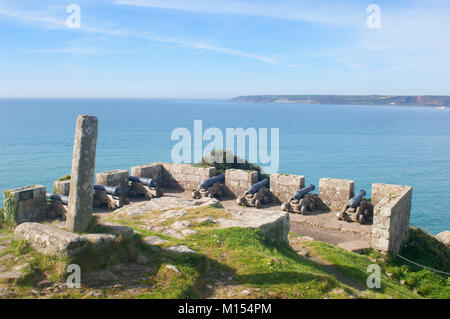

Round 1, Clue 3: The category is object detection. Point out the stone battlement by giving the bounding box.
[3,162,413,254]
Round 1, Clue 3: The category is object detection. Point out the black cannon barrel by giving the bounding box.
[46,192,69,205]
[200,174,225,188]
[348,189,366,208]
[247,178,269,194]
[94,184,122,197]
[292,184,315,200]
[128,176,156,188]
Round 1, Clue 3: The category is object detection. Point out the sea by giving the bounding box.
[0,98,448,234]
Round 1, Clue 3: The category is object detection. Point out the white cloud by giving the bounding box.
[146,35,277,63]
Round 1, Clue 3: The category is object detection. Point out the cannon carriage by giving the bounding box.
[93,184,127,210]
[192,174,226,199]
[237,178,273,208]
[281,184,318,214]
[128,176,163,200]
[46,192,69,219]
[336,190,373,224]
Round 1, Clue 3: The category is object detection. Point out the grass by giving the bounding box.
[1,220,445,299]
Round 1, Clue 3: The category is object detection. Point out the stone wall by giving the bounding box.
[130,163,163,185]
[3,185,48,224]
[371,183,412,253]
[53,180,71,195]
[225,169,258,198]
[96,169,129,197]
[270,174,305,203]
[318,178,354,211]
[131,162,215,191]
[160,163,215,190]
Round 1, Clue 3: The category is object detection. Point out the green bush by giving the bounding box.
[57,174,71,181]
[195,149,265,178]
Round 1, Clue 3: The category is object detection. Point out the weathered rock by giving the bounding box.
[0,271,22,282]
[181,229,197,237]
[136,255,150,265]
[142,235,169,246]
[217,209,290,243]
[98,221,134,239]
[436,231,450,247]
[165,245,195,253]
[82,233,116,248]
[66,115,98,233]
[162,229,183,239]
[14,222,88,257]
[171,220,193,229]
[165,264,180,273]
[82,269,118,286]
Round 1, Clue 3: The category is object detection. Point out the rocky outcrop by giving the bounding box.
[217,209,290,243]
[14,222,88,257]
[436,231,450,247]
[98,221,134,239]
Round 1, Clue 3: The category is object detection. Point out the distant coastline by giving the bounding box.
[231,95,450,107]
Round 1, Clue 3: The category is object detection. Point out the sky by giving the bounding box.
[0,0,449,98]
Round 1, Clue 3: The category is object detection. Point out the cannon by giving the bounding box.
[281,184,318,214]
[46,192,69,205]
[46,192,69,219]
[93,184,127,210]
[237,178,273,208]
[192,174,225,199]
[128,176,163,200]
[337,190,372,224]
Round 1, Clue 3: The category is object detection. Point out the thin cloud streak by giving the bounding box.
[146,35,277,64]
[0,3,280,65]
[114,0,360,26]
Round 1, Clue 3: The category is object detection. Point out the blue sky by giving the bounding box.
[0,0,449,98]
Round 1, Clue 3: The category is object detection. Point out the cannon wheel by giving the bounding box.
[255,199,261,209]
[129,190,137,198]
[358,213,365,224]
[308,202,314,211]
[263,195,270,204]
[300,205,307,215]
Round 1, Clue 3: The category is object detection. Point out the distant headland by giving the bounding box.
[231,95,450,107]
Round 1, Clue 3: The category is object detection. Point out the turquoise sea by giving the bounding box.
[0,99,449,234]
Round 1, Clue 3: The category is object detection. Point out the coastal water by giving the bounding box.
[0,99,449,234]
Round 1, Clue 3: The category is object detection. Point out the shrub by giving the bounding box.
[195,149,265,178]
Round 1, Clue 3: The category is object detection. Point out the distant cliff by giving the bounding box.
[231,95,450,107]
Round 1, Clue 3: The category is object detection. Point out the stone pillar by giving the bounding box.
[318,178,354,211]
[66,115,98,232]
[270,173,305,203]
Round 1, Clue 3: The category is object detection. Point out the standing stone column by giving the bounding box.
[66,115,98,232]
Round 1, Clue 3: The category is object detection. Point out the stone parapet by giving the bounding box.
[371,183,412,253]
[96,169,129,197]
[318,178,354,211]
[225,169,258,198]
[270,174,305,203]
[3,185,48,224]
